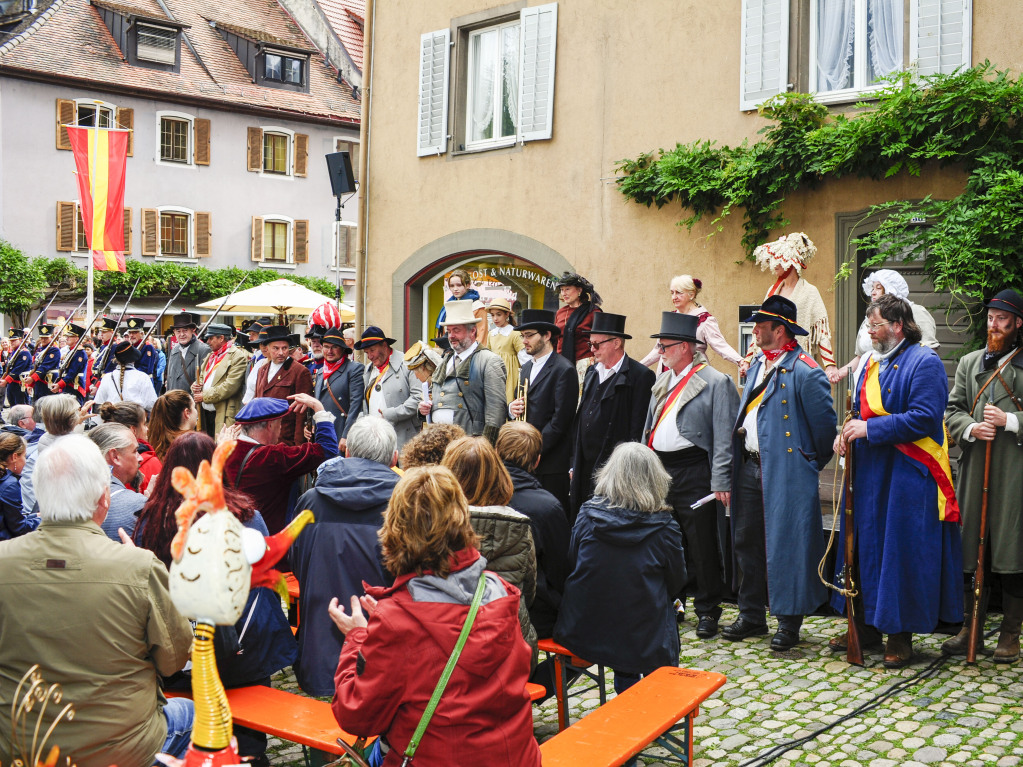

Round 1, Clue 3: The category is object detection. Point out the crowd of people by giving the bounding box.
[1,231,1022,766]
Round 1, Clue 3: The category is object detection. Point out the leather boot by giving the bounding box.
[883,632,913,669]
[992,594,1023,664]
[942,584,988,656]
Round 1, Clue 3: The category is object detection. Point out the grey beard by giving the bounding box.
[871,336,898,354]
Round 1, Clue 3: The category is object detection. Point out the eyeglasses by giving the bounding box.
[520,331,540,340]
[655,341,684,352]
[867,321,891,330]
[587,338,614,350]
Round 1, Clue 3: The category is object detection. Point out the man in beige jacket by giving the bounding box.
[193,322,249,437]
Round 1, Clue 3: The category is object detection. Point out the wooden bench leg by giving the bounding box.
[553,654,569,732]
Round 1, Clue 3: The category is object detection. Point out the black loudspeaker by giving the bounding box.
[325,151,356,196]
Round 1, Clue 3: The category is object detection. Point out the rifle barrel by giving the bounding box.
[967,439,993,664]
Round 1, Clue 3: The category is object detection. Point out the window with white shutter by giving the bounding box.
[740,0,790,111]
[910,0,972,77]
[418,29,451,157]
[518,3,558,142]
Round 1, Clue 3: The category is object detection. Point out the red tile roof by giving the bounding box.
[0,0,359,124]
[318,0,362,71]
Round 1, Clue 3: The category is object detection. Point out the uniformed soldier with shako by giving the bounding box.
[1,329,33,407]
[93,316,120,376]
[124,316,158,391]
[50,323,91,405]
[27,324,61,403]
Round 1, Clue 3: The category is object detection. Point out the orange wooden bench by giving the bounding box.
[538,666,727,767]
[284,573,301,627]
[537,637,607,731]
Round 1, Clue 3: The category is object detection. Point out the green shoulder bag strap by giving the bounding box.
[400,570,488,767]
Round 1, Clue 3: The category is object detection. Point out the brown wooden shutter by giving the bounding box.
[294,220,309,263]
[116,107,134,156]
[251,216,264,261]
[247,127,262,172]
[194,118,211,166]
[141,208,159,256]
[195,212,212,257]
[122,207,132,254]
[294,134,309,177]
[56,201,76,251]
[56,99,75,150]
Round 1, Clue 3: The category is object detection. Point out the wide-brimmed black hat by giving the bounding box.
[172,311,200,329]
[985,289,1023,320]
[321,327,353,353]
[355,326,397,350]
[262,325,300,346]
[588,312,631,339]
[746,295,808,336]
[244,317,269,335]
[124,317,147,332]
[650,312,699,342]
[555,272,589,290]
[514,309,559,334]
[432,335,452,352]
[305,324,327,340]
[113,340,141,365]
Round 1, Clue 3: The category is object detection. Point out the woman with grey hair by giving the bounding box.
[553,442,686,693]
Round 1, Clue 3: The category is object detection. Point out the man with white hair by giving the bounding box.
[290,415,401,696]
[0,434,194,767]
[88,422,146,541]
[2,404,44,445]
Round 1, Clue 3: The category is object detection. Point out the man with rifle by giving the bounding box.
[92,317,120,378]
[25,324,61,403]
[49,323,91,405]
[1,330,33,407]
[833,294,963,668]
[945,288,1023,664]
[123,317,158,391]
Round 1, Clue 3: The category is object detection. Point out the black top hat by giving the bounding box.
[65,323,87,337]
[37,324,54,338]
[172,311,200,329]
[355,326,397,350]
[305,324,327,340]
[745,295,808,336]
[124,317,147,332]
[113,340,141,365]
[650,312,699,342]
[985,289,1023,320]
[588,312,631,339]
[262,325,300,347]
[514,309,560,334]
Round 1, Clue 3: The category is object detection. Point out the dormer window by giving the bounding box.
[90,0,185,73]
[264,52,304,85]
[137,24,177,65]
[208,18,311,94]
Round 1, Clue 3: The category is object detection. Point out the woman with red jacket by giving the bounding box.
[329,465,541,767]
[554,272,602,379]
[99,400,161,493]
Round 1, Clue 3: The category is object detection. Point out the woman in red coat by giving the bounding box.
[554,272,602,371]
[329,466,541,767]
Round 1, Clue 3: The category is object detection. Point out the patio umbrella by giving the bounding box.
[196,279,355,323]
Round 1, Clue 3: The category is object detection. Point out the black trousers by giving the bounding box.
[658,447,724,619]
[199,408,216,438]
[539,471,571,521]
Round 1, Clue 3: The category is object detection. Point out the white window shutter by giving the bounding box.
[910,0,972,77]
[518,3,558,142]
[417,29,450,157]
[739,0,789,111]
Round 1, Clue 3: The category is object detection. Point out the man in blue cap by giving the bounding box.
[726,295,837,651]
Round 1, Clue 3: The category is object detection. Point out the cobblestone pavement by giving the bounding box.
[266,604,1023,767]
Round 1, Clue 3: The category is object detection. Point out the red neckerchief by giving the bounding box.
[322,357,345,379]
[202,341,233,377]
[762,339,797,362]
[767,267,795,297]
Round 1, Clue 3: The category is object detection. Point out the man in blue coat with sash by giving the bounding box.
[27,324,61,403]
[50,323,91,405]
[833,294,963,667]
[1,329,33,407]
[726,296,837,651]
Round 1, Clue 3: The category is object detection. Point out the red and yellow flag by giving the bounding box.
[859,358,960,523]
[67,126,129,272]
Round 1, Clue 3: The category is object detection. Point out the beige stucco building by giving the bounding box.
[360,0,1016,379]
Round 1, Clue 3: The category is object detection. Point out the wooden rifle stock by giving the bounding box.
[843,391,864,666]
[967,439,993,664]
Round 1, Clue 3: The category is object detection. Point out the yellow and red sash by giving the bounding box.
[859,357,960,523]
[648,363,706,447]
[366,364,388,403]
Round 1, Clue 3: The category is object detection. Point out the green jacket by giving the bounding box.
[0,520,193,767]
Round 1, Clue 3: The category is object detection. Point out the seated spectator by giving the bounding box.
[329,466,541,767]
[0,433,39,540]
[398,423,465,468]
[0,434,193,767]
[135,431,295,767]
[148,390,198,461]
[20,394,81,514]
[220,394,338,535]
[442,436,538,668]
[87,423,145,541]
[3,404,44,444]
[291,416,401,697]
[554,442,686,693]
[99,401,161,493]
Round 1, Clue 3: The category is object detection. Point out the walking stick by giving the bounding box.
[967,439,993,664]
[843,391,864,666]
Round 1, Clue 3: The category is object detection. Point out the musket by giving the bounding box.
[197,274,249,337]
[23,293,89,381]
[57,292,116,378]
[967,438,993,664]
[97,276,142,375]
[843,391,864,666]
[139,278,192,348]
[0,289,61,380]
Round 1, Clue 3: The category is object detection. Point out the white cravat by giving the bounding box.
[529,350,553,383]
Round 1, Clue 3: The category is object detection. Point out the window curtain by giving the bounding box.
[502,26,520,137]
[470,31,497,141]
[867,0,902,83]
[816,0,855,92]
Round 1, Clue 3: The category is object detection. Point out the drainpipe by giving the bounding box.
[353,0,374,361]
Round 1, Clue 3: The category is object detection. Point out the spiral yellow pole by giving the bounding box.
[190,623,232,750]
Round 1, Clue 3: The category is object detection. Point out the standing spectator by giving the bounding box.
[148,390,199,461]
[0,434,194,767]
[0,433,38,540]
[193,323,248,438]
[554,442,686,693]
[291,417,401,697]
[553,272,602,376]
[569,312,655,519]
[87,422,145,541]
[2,329,32,407]
[313,327,363,450]
[20,394,81,515]
[255,326,314,446]
[3,404,44,444]
[221,395,338,535]
[357,327,422,451]
[508,309,577,514]
[94,341,158,411]
[486,298,528,403]
[99,401,161,493]
[164,312,210,394]
[643,312,739,639]
[727,296,837,650]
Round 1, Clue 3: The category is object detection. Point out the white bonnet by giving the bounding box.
[862,269,909,300]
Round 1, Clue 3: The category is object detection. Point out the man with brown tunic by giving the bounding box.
[255,326,314,446]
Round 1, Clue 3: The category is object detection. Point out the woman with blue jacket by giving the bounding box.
[0,433,39,540]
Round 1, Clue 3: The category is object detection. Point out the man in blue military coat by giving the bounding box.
[50,323,91,405]
[1,329,33,407]
[26,324,61,403]
[124,317,158,391]
[726,295,837,651]
[92,316,120,378]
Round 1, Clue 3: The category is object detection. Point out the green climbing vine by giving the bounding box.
[615,63,1023,306]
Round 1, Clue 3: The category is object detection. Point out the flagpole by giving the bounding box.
[86,107,100,328]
